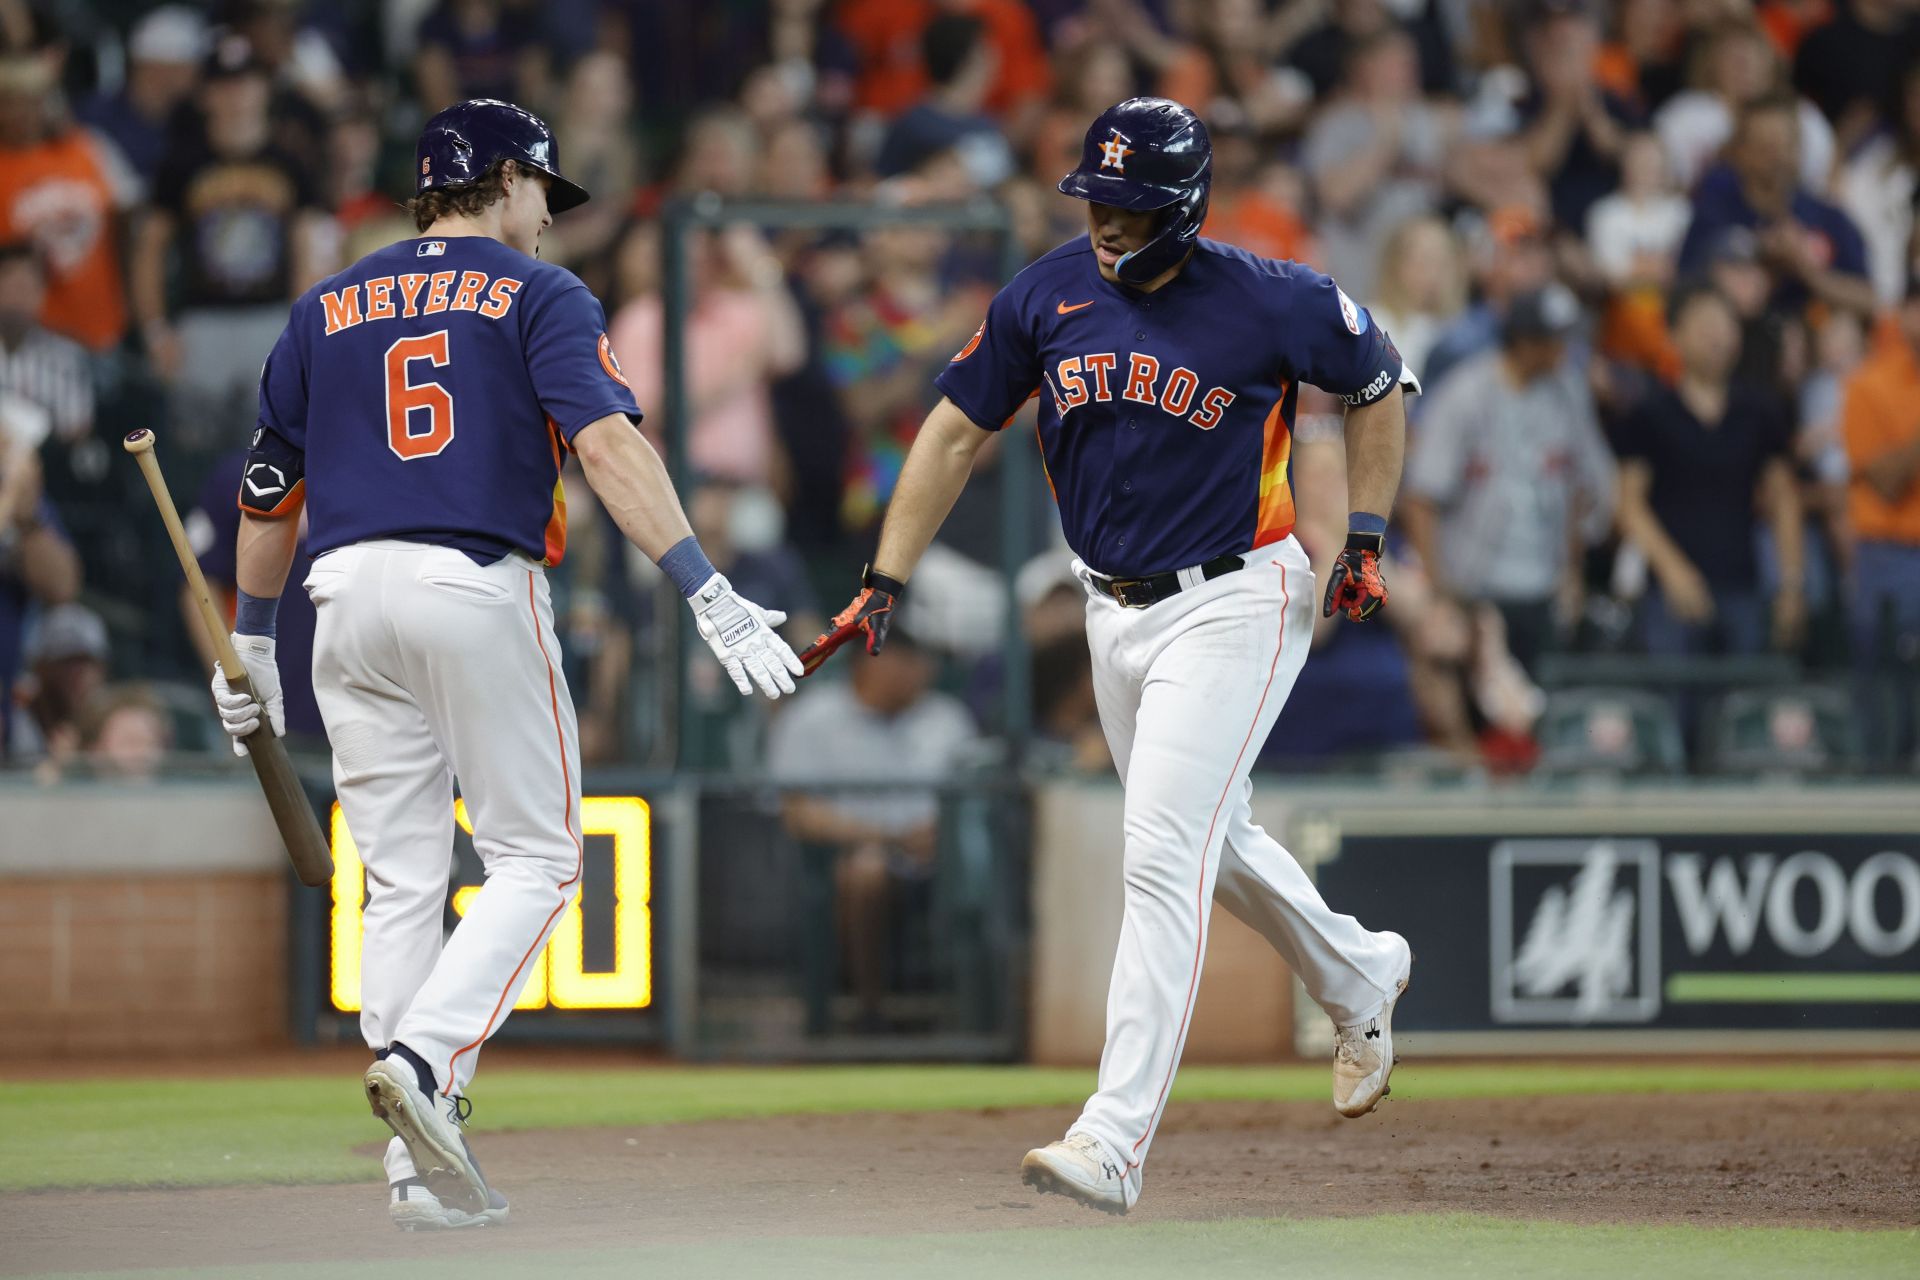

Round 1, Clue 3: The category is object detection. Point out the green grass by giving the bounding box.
[1665,972,1920,1002]
[4,1060,1919,1193]
[38,1216,1920,1280]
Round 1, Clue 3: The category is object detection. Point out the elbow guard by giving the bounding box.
[238,426,306,518]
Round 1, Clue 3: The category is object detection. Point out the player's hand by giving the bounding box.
[1322,533,1389,622]
[799,567,903,676]
[211,632,284,756]
[689,573,804,700]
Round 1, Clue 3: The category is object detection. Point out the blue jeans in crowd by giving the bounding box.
[1639,586,1768,657]
[1849,540,1920,764]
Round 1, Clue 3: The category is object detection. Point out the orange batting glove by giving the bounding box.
[1322,532,1389,622]
[799,566,904,675]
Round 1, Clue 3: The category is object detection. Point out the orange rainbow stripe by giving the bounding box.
[542,416,568,565]
[1253,383,1295,548]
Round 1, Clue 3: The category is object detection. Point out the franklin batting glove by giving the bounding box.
[690,574,804,699]
[1323,532,1390,622]
[210,632,284,756]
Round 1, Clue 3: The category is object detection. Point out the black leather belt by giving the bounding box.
[1090,554,1246,609]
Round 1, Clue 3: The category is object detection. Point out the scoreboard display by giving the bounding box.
[325,795,655,1015]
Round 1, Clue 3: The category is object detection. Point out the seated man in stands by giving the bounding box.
[766,628,978,1030]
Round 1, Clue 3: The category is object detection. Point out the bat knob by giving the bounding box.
[123,429,155,454]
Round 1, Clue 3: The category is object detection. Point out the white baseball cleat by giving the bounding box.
[1020,1133,1134,1215]
[1333,932,1413,1119]
[389,1177,510,1231]
[363,1059,491,1214]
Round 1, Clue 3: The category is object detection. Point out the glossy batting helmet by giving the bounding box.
[416,99,589,214]
[1057,97,1211,285]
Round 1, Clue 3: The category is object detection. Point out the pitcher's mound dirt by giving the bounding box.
[5,1092,1915,1274]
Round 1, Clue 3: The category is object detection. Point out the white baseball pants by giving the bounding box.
[307,540,582,1098]
[1067,537,1406,1198]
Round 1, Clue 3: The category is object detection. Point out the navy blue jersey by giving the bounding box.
[934,237,1411,578]
[246,236,641,564]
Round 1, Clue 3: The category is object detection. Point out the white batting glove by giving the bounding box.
[210,632,284,756]
[689,573,803,700]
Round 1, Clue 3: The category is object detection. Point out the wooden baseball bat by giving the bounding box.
[124,428,333,888]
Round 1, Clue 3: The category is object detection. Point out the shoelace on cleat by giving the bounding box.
[447,1094,473,1126]
[1333,1019,1378,1066]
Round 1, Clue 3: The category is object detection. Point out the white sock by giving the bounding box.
[383,1135,416,1183]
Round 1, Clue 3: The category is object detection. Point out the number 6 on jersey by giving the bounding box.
[387,330,455,459]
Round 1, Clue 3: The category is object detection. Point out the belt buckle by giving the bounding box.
[1112,578,1154,609]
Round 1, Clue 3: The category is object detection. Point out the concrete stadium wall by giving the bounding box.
[0,782,289,1058]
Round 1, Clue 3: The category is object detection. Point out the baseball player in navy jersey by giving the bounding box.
[208,100,802,1230]
[804,98,1417,1214]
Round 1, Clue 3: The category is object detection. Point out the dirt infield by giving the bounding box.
[6,1091,1915,1274]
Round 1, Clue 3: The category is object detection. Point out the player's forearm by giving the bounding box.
[1341,388,1405,522]
[872,397,993,582]
[1806,267,1876,317]
[574,415,697,563]
[236,511,302,600]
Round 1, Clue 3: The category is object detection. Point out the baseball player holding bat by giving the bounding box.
[210,99,800,1230]
[804,98,1416,1214]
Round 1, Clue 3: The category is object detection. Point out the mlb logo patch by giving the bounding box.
[1336,287,1367,336]
[418,241,447,257]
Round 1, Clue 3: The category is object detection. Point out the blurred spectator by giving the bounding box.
[767,628,980,1028]
[1615,284,1804,657]
[1421,206,1556,393]
[544,466,640,765]
[1151,0,1314,136]
[413,0,548,111]
[1595,0,1687,113]
[325,105,396,233]
[0,428,79,757]
[226,0,350,118]
[1701,225,1802,398]
[609,221,807,489]
[0,242,94,443]
[1519,2,1636,232]
[821,218,989,531]
[875,14,1015,187]
[10,600,104,771]
[1838,60,1920,308]
[1302,26,1458,300]
[0,52,137,351]
[1654,20,1833,194]
[1588,130,1690,376]
[1287,0,1456,101]
[1029,38,1134,201]
[1839,273,1920,760]
[75,5,207,186]
[1402,284,1616,673]
[1201,126,1317,266]
[1369,214,1465,377]
[181,449,322,740]
[839,0,1051,124]
[132,37,331,451]
[543,50,641,268]
[672,107,762,197]
[1676,91,1875,318]
[1586,131,1689,289]
[81,684,172,781]
[1792,0,1920,152]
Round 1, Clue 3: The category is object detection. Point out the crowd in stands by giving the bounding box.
[2,0,1919,783]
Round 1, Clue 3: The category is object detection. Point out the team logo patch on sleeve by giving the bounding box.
[1336,286,1367,335]
[598,332,630,386]
[953,322,984,362]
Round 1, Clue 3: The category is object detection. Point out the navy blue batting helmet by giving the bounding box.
[1057,97,1211,285]
[417,99,589,214]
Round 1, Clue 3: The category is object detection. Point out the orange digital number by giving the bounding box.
[385,330,456,459]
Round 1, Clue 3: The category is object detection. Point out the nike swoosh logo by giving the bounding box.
[1057,299,1095,315]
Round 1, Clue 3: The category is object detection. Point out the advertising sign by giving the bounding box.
[1308,819,1918,1043]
